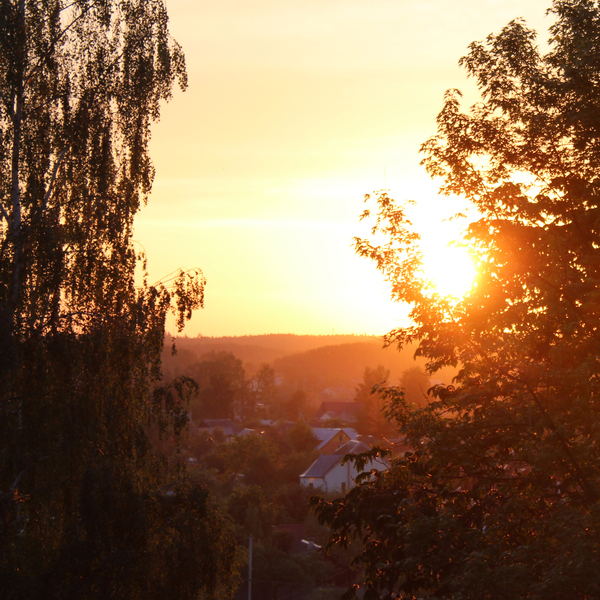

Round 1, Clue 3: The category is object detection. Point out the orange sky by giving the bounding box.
[134,0,548,337]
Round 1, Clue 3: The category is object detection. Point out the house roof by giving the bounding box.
[314,401,362,421]
[300,454,341,479]
[311,427,358,450]
[238,428,258,437]
[334,440,370,455]
[300,440,374,479]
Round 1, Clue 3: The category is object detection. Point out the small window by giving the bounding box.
[308,483,314,490]
[339,434,343,441]
[341,483,346,493]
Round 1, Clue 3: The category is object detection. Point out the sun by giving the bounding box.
[421,242,476,298]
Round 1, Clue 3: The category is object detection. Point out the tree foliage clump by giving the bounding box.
[354,365,393,436]
[314,1,600,599]
[0,1,235,598]
[188,351,247,420]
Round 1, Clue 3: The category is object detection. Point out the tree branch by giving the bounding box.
[43,147,68,209]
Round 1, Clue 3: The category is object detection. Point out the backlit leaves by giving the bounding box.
[316,2,600,599]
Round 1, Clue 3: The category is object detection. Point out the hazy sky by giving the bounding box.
[134,0,549,337]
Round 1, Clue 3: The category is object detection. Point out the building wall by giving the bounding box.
[301,457,388,493]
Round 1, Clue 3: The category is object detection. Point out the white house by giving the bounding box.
[300,440,388,493]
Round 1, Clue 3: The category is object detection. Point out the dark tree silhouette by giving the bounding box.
[400,366,431,408]
[314,2,600,599]
[188,352,247,420]
[0,2,235,598]
[354,365,392,436]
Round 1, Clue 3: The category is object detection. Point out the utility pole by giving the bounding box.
[248,535,253,600]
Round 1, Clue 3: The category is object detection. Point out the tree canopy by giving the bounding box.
[188,351,247,420]
[314,1,600,599]
[354,365,393,437]
[0,1,234,598]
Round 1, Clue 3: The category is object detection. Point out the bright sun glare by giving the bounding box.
[421,243,476,298]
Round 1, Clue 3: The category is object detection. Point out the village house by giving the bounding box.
[300,440,388,493]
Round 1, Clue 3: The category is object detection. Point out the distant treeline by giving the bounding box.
[164,334,455,391]
[169,333,380,365]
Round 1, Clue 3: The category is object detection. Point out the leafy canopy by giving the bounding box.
[0,1,233,599]
[314,1,600,599]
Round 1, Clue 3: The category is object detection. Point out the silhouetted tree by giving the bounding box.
[0,1,235,598]
[399,366,431,408]
[276,389,309,421]
[250,363,277,417]
[208,433,280,489]
[314,2,600,598]
[288,418,318,453]
[354,365,392,436]
[226,485,277,542]
[189,352,246,420]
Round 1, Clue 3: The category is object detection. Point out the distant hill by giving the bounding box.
[162,334,455,394]
[168,334,382,370]
[272,340,427,389]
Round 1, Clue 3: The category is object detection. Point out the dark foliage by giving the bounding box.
[314,2,600,599]
[0,1,235,598]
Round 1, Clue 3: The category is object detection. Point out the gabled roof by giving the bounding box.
[314,401,362,421]
[300,454,341,479]
[300,441,371,478]
[311,427,358,450]
[334,440,370,455]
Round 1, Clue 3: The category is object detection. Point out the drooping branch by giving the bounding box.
[43,147,68,210]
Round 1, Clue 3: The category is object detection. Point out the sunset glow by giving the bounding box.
[422,243,477,299]
[135,0,548,337]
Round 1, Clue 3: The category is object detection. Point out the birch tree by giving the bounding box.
[0,2,234,598]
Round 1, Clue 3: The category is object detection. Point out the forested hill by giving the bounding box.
[273,341,427,388]
[169,334,386,369]
[165,334,450,389]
